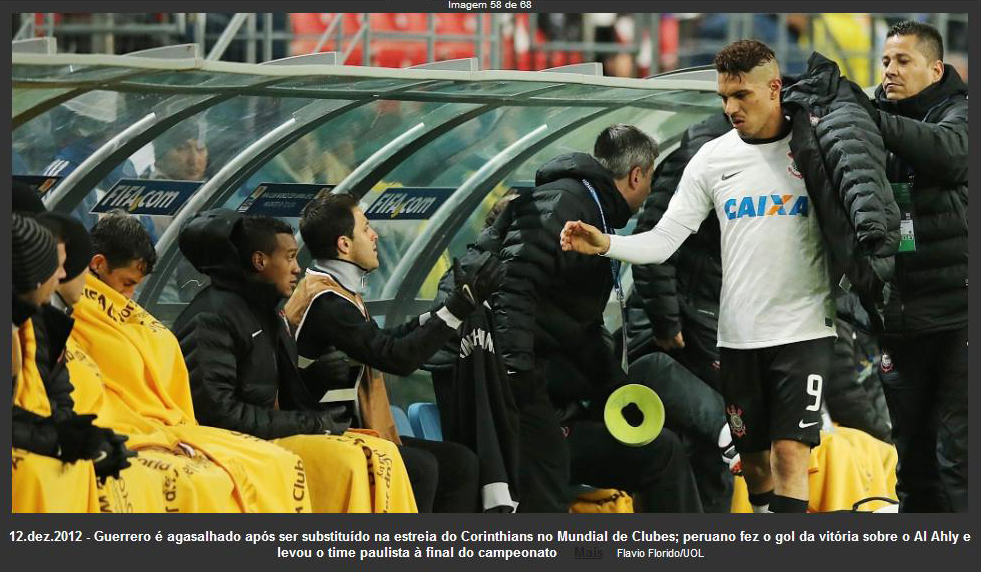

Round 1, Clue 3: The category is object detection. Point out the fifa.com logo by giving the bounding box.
[723,194,809,220]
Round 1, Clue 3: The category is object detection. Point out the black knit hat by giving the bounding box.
[37,212,92,281]
[12,212,60,295]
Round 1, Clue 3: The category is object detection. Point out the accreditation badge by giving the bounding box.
[891,182,916,253]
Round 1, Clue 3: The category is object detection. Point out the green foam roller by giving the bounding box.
[603,383,664,447]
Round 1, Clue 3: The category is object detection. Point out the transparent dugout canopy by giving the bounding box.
[12,51,719,404]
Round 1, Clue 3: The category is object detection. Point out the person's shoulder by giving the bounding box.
[175,287,244,330]
[684,131,734,177]
[941,94,969,118]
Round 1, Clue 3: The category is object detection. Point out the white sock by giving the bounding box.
[718,423,732,448]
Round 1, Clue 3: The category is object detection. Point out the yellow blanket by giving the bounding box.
[67,337,242,512]
[273,432,417,513]
[12,319,160,512]
[731,427,899,512]
[71,273,416,513]
[11,449,101,513]
[71,273,310,513]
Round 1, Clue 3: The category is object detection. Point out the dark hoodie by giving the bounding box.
[874,65,969,336]
[172,209,328,440]
[494,152,632,385]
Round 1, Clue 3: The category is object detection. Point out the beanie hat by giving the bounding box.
[12,213,59,295]
[37,212,92,282]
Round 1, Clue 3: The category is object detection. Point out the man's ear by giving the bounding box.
[251,251,266,272]
[336,235,351,256]
[89,253,107,274]
[770,77,782,99]
[932,60,945,82]
[630,165,643,187]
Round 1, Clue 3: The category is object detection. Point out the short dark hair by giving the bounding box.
[714,39,776,78]
[232,215,294,273]
[887,20,944,62]
[299,193,359,261]
[485,192,518,229]
[593,124,659,179]
[90,213,157,275]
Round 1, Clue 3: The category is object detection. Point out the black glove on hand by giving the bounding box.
[92,430,137,482]
[444,252,504,320]
[317,349,351,387]
[314,405,352,436]
[53,414,106,463]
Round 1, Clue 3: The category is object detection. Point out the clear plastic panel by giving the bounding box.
[525,83,664,102]
[358,104,602,302]
[12,63,148,84]
[264,75,424,94]
[116,70,277,89]
[403,80,561,97]
[147,98,483,314]
[13,88,169,192]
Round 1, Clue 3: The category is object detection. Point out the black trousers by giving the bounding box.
[629,352,732,512]
[880,326,967,512]
[674,318,723,394]
[568,423,704,513]
[398,436,479,513]
[516,358,704,513]
[515,373,572,513]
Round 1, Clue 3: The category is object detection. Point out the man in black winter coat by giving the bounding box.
[173,212,346,440]
[430,189,705,513]
[872,20,968,513]
[174,210,431,512]
[494,123,703,513]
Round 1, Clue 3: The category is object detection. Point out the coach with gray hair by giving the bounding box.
[494,124,701,512]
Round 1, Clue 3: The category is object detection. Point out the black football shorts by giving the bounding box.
[720,336,834,454]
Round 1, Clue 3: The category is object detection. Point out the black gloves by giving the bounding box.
[54,413,136,481]
[53,414,110,463]
[313,404,352,436]
[317,349,351,387]
[443,252,504,321]
[92,431,137,482]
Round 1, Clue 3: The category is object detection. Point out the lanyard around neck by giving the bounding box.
[581,178,628,373]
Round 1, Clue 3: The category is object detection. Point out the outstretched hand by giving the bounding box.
[559,220,610,256]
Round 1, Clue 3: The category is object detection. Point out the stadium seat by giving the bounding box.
[390,405,415,437]
[407,402,443,441]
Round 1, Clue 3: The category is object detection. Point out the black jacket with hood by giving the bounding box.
[782,52,901,329]
[494,153,631,396]
[874,65,969,336]
[173,209,328,440]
